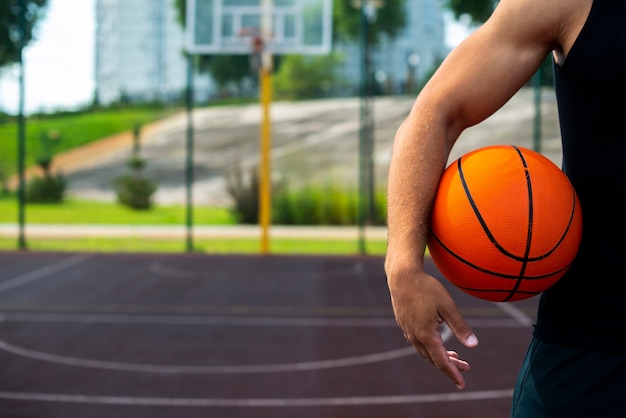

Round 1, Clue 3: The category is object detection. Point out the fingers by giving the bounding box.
[410,334,470,390]
[448,350,471,372]
[429,345,468,390]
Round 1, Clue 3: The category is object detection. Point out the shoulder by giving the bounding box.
[485,0,593,58]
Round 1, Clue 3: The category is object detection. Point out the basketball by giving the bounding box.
[427,145,583,302]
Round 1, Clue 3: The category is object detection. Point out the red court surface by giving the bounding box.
[0,251,538,417]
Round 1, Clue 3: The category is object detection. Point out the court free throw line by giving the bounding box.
[0,254,92,294]
[0,389,514,407]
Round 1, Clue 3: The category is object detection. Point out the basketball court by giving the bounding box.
[0,1,552,416]
[0,251,538,417]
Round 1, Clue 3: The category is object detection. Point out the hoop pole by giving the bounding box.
[258,0,273,255]
[259,62,272,255]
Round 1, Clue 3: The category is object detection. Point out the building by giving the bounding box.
[95,0,203,105]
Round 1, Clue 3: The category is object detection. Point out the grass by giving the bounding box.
[0,197,236,225]
[0,196,387,255]
[0,236,387,255]
[0,107,176,176]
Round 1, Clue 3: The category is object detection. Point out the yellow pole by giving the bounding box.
[259,0,273,255]
[259,59,272,254]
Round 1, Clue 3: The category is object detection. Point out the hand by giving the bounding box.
[387,266,478,389]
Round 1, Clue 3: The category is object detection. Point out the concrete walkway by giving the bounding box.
[0,224,387,240]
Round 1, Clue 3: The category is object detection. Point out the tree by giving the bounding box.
[273,53,346,100]
[333,0,406,45]
[445,0,496,26]
[0,0,48,68]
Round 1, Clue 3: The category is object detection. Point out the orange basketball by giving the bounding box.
[427,145,583,302]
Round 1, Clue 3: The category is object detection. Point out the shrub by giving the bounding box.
[225,167,387,226]
[112,123,158,210]
[26,174,67,203]
[114,175,157,210]
[273,185,359,225]
[225,166,260,224]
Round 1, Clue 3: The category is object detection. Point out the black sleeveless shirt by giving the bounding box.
[533,0,626,350]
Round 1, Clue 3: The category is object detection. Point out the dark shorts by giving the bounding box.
[511,337,626,418]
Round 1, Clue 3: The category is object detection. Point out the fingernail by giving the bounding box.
[466,334,478,346]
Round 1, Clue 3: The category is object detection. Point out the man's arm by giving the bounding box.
[385,0,585,389]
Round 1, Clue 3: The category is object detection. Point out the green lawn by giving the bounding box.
[0,236,387,255]
[0,107,176,176]
[0,197,235,225]
[0,197,387,255]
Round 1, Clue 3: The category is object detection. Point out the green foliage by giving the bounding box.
[445,0,496,25]
[114,175,157,210]
[25,173,66,203]
[273,54,345,100]
[226,165,260,224]
[0,166,7,194]
[273,185,359,225]
[206,54,254,89]
[113,122,158,210]
[333,0,407,44]
[225,165,387,226]
[35,129,61,176]
[0,0,48,68]
[273,184,386,226]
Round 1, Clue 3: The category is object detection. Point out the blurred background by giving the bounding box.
[0,0,558,255]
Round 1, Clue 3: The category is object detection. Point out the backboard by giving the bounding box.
[185,0,333,55]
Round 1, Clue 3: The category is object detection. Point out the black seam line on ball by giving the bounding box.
[429,230,573,281]
[505,146,533,301]
[456,146,531,302]
[455,151,578,264]
[457,148,533,264]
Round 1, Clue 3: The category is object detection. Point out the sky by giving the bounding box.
[0,0,472,115]
[0,0,95,115]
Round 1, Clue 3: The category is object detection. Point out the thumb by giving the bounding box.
[442,307,478,348]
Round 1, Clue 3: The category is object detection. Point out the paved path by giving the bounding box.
[41,89,560,207]
[0,224,387,240]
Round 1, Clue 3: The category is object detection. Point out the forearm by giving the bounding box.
[385,108,453,278]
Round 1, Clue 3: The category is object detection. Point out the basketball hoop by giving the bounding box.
[239,27,273,71]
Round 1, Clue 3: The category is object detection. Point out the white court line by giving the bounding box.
[493,302,534,327]
[0,307,521,407]
[0,338,418,374]
[0,254,92,294]
[0,389,514,407]
[0,312,399,327]
[0,316,450,374]
[149,260,363,281]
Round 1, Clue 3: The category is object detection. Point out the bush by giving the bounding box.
[26,174,67,203]
[225,165,388,226]
[273,185,359,225]
[226,166,260,224]
[114,175,157,210]
[112,123,158,210]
